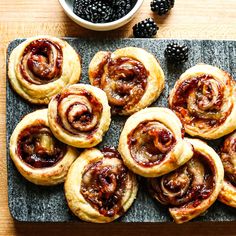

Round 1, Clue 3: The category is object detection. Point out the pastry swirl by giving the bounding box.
[169,64,236,139]
[218,131,236,207]
[10,109,78,186]
[118,107,193,177]
[148,138,224,223]
[89,47,165,115]
[8,36,81,104]
[48,84,111,148]
[65,148,138,223]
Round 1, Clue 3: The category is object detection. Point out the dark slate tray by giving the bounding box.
[7,38,236,222]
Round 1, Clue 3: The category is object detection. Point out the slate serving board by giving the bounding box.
[7,38,236,222]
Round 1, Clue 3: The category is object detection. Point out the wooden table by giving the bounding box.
[1,0,236,235]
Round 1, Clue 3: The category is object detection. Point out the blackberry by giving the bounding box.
[88,1,113,23]
[133,18,158,38]
[150,0,175,16]
[73,0,113,23]
[169,0,175,7]
[165,43,189,64]
[73,0,92,18]
[73,0,133,23]
[111,0,132,21]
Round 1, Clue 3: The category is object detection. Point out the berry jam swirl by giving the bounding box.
[148,151,215,208]
[91,55,149,114]
[170,75,233,128]
[220,132,236,187]
[20,39,63,85]
[55,89,103,136]
[80,148,128,217]
[17,123,66,168]
[128,121,176,167]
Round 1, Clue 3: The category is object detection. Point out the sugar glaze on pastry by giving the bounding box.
[148,138,224,223]
[65,147,138,223]
[8,36,81,104]
[48,84,111,148]
[10,109,78,186]
[218,131,236,208]
[169,64,236,139]
[118,107,193,177]
[89,47,165,115]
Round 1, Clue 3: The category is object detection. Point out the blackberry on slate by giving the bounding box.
[133,18,158,38]
[165,43,189,64]
[150,0,175,16]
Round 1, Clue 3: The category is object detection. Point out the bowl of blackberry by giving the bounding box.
[59,0,144,31]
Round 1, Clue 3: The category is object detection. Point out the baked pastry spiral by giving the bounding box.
[218,131,236,208]
[118,107,193,177]
[169,64,236,139]
[89,47,165,115]
[65,147,138,223]
[148,138,224,224]
[8,36,81,104]
[9,109,78,186]
[48,84,111,148]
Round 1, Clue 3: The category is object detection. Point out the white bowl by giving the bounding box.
[58,0,144,31]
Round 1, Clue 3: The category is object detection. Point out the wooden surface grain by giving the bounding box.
[1,0,236,235]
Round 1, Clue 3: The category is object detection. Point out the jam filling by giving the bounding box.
[220,133,236,187]
[80,148,127,217]
[101,147,122,159]
[17,124,66,168]
[148,151,215,208]
[128,121,176,167]
[91,52,111,87]
[170,75,231,128]
[55,89,103,135]
[93,54,148,114]
[20,39,63,85]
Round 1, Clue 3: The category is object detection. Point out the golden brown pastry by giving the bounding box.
[89,47,165,115]
[8,36,81,104]
[148,138,224,224]
[65,147,138,223]
[48,84,111,148]
[118,107,193,177]
[10,109,78,186]
[169,64,236,139]
[218,131,236,207]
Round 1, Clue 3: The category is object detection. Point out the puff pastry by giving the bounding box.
[218,131,236,207]
[148,138,224,224]
[169,64,236,139]
[65,147,138,223]
[48,84,111,148]
[89,47,165,115]
[10,109,78,186]
[118,107,193,177]
[8,36,81,104]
